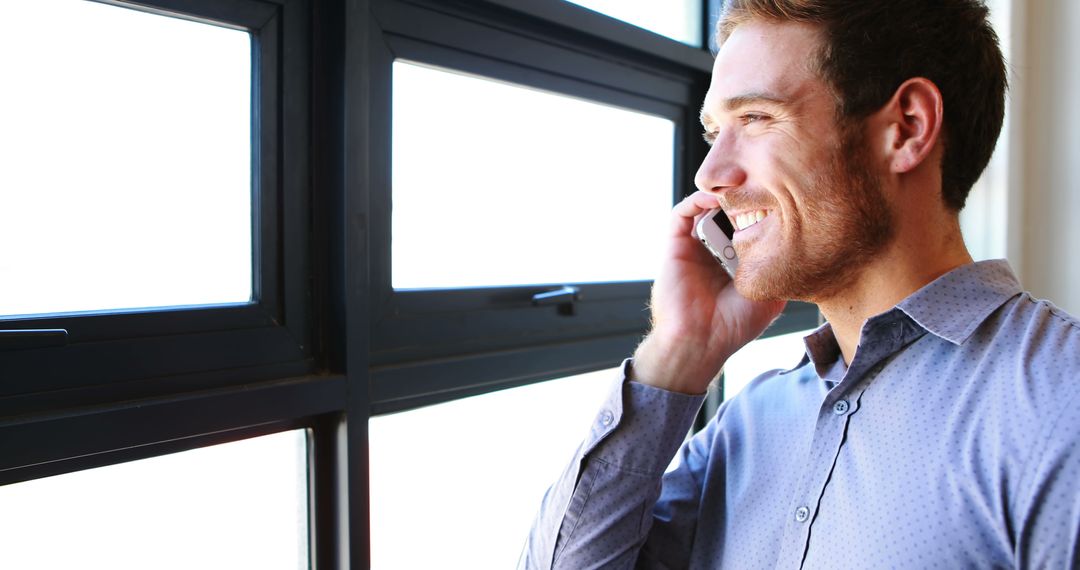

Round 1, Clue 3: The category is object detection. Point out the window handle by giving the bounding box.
[0,329,69,351]
[531,286,581,316]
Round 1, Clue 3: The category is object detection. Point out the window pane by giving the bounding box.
[564,0,704,46]
[0,0,252,318]
[723,329,814,399]
[0,430,309,570]
[392,61,673,290]
[369,368,617,569]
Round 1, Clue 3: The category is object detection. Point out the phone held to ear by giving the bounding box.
[695,208,739,279]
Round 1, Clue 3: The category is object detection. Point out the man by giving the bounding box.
[521,1,1080,568]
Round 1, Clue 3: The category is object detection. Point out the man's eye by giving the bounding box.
[740,113,768,125]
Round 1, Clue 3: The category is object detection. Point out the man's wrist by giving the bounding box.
[629,333,725,395]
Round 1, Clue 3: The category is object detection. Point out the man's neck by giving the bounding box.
[816,225,973,365]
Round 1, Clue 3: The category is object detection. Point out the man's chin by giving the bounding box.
[733,266,789,302]
[732,256,807,302]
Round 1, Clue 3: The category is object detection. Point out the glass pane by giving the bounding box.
[723,329,814,399]
[392,61,673,290]
[0,0,252,318]
[369,368,617,569]
[564,0,704,46]
[0,430,309,570]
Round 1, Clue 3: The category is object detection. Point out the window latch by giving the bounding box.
[0,329,69,351]
[531,286,581,316]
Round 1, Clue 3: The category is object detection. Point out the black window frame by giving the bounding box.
[361,0,715,413]
[0,0,314,417]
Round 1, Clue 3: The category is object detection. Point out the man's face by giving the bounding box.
[697,20,894,302]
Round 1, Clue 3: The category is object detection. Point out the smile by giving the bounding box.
[733,210,768,231]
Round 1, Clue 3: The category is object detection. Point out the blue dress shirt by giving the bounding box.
[522,260,1080,569]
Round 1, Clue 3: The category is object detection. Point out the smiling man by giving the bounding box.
[521,1,1080,568]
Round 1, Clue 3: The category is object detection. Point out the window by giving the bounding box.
[364,0,717,414]
[0,431,308,570]
[0,0,326,562]
[0,0,312,401]
[564,0,704,46]
[0,0,252,318]
[369,368,615,569]
[391,61,672,290]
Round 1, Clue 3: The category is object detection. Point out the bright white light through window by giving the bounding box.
[391,61,673,290]
[0,0,252,318]
[0,430,309,570]
[564,0,704,46]
[369,367,617,569]
[723,329,815,399]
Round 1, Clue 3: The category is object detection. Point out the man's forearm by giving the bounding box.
[520,366,705,568]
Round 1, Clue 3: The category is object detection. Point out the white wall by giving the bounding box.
[1021,0,1080,314]
[962,0,1080,315]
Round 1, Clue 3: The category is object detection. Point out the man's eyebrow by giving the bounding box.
[722,92,789,111]
[699,92,792,125]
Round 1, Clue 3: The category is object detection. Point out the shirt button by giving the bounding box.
[795,506,810,522]
[600,410,614,426]
[833,400,850,415]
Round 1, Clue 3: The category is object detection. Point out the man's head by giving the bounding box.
[696,1,1006,302]
[717,0,1007,211]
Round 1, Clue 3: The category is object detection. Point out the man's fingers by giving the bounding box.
[670,191,721,237]
[672,191,721,217]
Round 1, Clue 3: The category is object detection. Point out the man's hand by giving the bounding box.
[631,191,786,394]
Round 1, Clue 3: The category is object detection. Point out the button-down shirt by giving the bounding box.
[521,260,1080,569]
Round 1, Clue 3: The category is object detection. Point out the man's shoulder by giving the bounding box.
[1022,293,1080,333]
[971,291,1080,435]
[990,291,1080,365]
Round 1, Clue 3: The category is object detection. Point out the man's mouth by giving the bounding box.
[732,210,769,231]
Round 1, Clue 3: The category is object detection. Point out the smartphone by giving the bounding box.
[694,208,739,278]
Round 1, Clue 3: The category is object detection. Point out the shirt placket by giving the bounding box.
[773,315,914,569]
[773,379,870,568]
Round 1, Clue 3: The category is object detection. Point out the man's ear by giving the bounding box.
[878,77,944,174]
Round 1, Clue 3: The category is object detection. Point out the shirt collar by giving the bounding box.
[895,259,1022,345]
[789,259,1022,377]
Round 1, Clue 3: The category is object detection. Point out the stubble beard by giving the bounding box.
[734,126,895,303]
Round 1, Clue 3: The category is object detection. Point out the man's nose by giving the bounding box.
[694,133,746,195]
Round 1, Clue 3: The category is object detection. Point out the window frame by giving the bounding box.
[0,0,314,411]
[361,0,718,413]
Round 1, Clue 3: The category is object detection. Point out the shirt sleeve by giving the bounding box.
[1014,387,1080,569]
[518,360,706,569]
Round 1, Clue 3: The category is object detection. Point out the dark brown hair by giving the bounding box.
[718,0,1007,210]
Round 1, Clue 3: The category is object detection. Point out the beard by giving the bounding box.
[733,125,895,303]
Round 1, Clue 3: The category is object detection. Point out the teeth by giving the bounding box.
[734,210,768,230]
